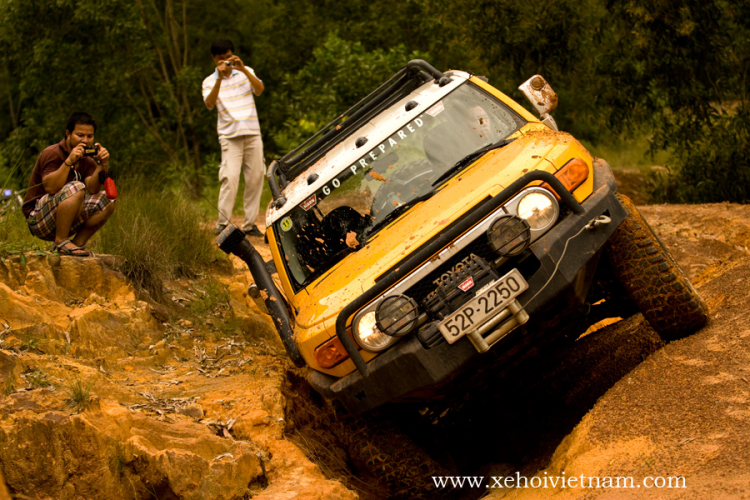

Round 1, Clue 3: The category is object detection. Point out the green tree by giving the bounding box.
[0,0,241,195]
[267,33,429,154]
[599,0,750,202]
[419,0,609,139]
[3,0,749,204]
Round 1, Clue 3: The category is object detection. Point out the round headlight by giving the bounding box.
[376,295,418,337]
[354,310,397,352]
[518,191,557,230]
[487,215,531,256]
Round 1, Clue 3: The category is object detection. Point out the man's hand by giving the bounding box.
[42,141,88,194]
[229,56,265,95]
[95,143,109,168]
[68,142,85,166]
[84,144,107,195]
[228,55,245,71]
[216,57,229,71]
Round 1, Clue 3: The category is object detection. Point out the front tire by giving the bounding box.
[603,194,708,341]
[340,408,453,499]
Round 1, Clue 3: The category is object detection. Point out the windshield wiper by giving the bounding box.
[366,189,436,237]
[431,137,516,188]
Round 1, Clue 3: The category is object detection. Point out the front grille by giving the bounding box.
[422,253,498,320]
[405,237,541,316]
[405,238,496,307]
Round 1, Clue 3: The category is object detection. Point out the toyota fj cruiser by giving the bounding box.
[218,60,708,418]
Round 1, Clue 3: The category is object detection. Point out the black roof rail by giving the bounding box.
[405,59,444,81]
[270,60,447,198]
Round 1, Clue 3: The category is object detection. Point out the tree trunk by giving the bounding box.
[132,0,203,196]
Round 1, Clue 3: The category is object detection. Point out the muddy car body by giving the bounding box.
[218,60,707,416]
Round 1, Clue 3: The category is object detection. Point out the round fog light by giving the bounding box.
[376,295,418,337]
[487,215,531,256]
[518,191,557,230]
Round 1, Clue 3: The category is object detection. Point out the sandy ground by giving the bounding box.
[478,203,750,500]
[266,202,750,500]
[3,200,750,499]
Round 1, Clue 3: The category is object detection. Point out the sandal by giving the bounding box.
[52,239,89,257]
[76,245,95,258]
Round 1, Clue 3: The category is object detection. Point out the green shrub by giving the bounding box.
[20,336,41,352]
[110,443,127,476]
[269,34,429,155]
[65,376,94,412]
[652,107,750,203]
[93,182,225,299]
[25,367,51,389]
[0,205,46,259]
[190,279,231,317]
[581,132,669,174]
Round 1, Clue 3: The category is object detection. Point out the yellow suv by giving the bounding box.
[218,60,707,416]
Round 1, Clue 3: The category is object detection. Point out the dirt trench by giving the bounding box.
[282,203,750,500]
[282,301,667,500]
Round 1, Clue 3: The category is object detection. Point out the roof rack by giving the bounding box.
[267,60,448,202]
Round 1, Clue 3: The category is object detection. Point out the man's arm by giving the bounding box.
[83,143,109,194]
[230,56,264,95]
[83,164,104,194]
[243,67,264,95]
[42,142,85,194]
[204,76,222,110]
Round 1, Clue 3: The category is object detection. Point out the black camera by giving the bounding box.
[82,145,99,157]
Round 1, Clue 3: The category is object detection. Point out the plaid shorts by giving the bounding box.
[27,181,112,241]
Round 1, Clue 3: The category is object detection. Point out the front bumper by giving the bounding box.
[309,159,627,415]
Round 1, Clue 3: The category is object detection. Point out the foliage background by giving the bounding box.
[1,0,749,204]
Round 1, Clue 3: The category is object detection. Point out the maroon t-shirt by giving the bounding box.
[22,139,98,217]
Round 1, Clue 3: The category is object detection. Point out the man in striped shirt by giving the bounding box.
[203,39,266,237]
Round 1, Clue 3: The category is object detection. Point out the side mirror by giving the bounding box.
[519,75,559,131]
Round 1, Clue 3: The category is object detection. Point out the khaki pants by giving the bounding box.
[217,134,265,231]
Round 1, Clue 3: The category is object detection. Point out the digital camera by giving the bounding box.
[223,60,235,67]
[82,145,99,157]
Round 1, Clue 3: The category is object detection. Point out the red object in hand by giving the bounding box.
[104,177,118,200]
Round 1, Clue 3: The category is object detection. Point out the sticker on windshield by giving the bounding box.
[280,216,293,232]
[300,194,317,211]
[427,101,444,117]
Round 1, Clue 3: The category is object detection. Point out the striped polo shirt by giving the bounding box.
[202,68,261,138]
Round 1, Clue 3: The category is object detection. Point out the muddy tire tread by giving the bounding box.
[604,194,708,341]
[341,412,452,499]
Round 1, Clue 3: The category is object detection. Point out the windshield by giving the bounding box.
[274,83,525,289]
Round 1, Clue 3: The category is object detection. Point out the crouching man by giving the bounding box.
[21,112,115,257]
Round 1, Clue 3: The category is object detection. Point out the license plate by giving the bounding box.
[438,269,528,344]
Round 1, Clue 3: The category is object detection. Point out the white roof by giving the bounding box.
[266,72,470,225]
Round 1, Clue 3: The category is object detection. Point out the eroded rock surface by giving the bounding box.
[484,205,750,500]
[1,400,265,499]
[0,254,356,499]
[9,204,748,499]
